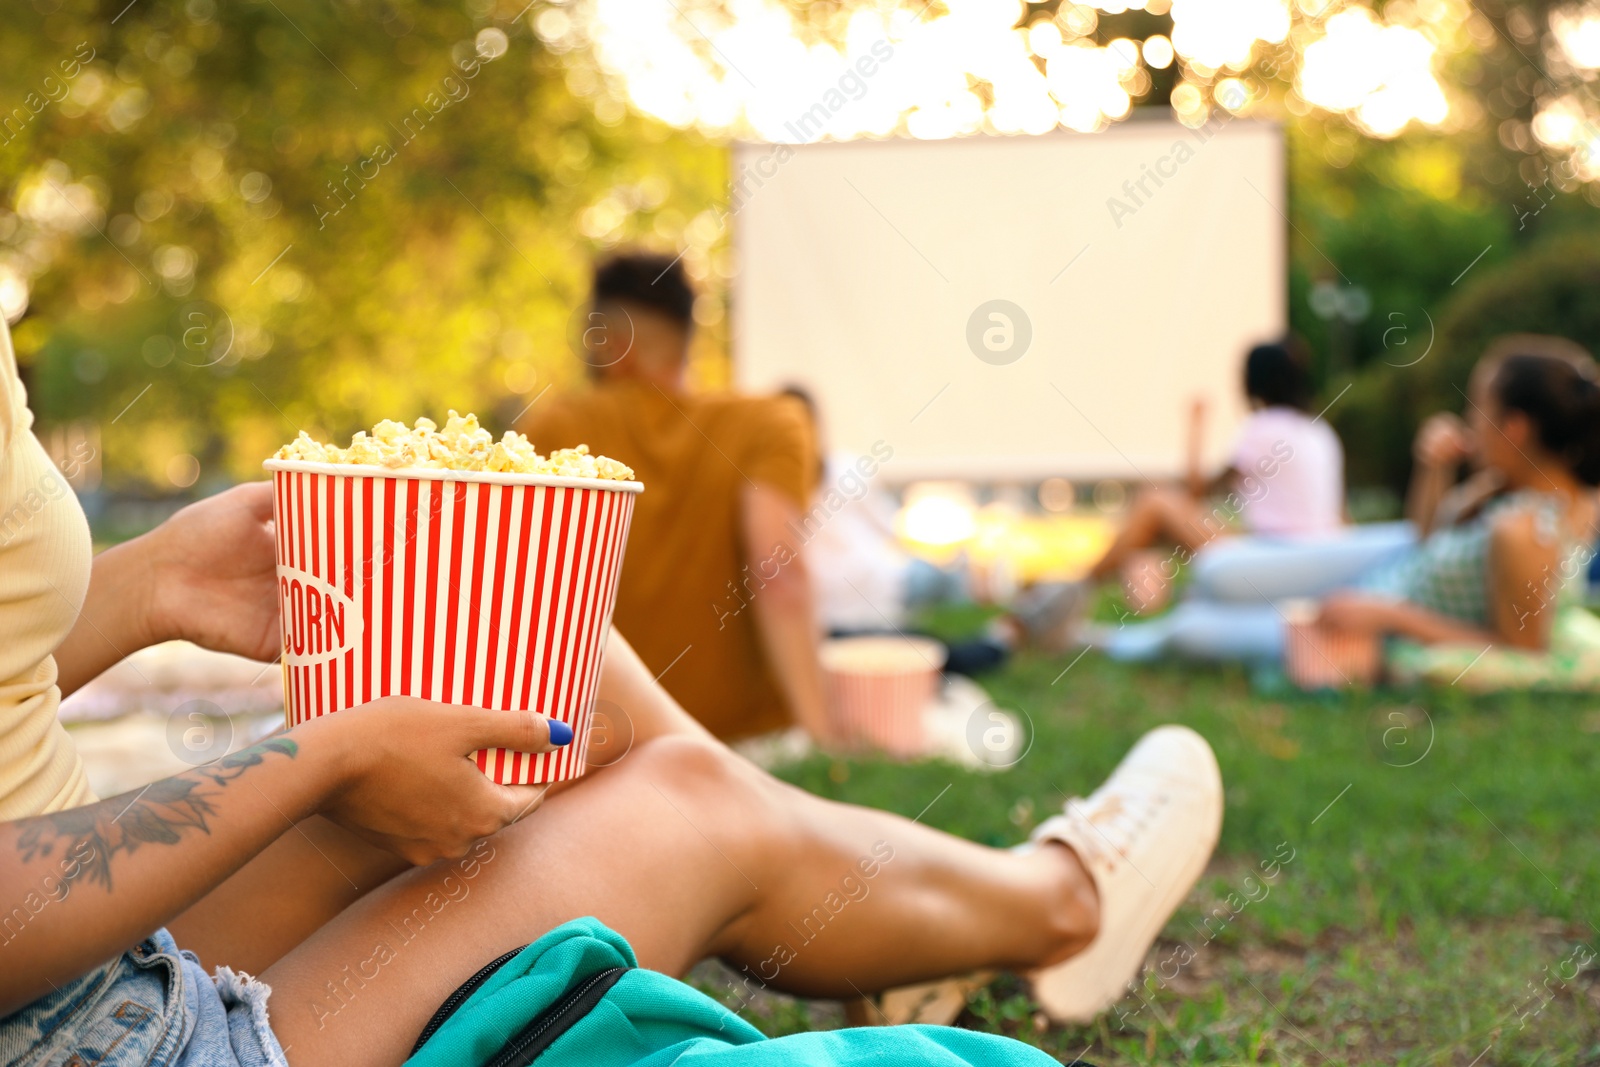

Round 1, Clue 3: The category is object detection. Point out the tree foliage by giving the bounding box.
[4,0,1598,496]
[1333,235,1600,490]
[3,0,725,491]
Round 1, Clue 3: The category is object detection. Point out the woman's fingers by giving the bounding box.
[494,784,552,826]
[234,479,276,521]
[459,706,572,755]
[305,700,575,864]
[1416,414,1471,466]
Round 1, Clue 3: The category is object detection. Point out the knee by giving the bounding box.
[1187,551,1226,598]
[615,734,804,861]
[624,733,734,782]
[1152,484,1198,509]
[1188,545,1256,602]
[616,735,782,822]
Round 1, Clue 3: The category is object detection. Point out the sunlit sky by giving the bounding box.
[1297,8,1447,137]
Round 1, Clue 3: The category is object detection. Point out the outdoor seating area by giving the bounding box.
[5,0,1600,1064]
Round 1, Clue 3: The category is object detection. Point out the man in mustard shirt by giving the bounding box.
[521,255,827,742]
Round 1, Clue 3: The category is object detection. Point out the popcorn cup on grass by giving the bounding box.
[1281,598,1380,690]
[266,459,641,784]
[820,635,945,757]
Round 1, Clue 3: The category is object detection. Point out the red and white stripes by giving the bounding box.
[824,669,933,757]
[269,463,637,784]
[820,637,942,758]
[1284,619,1380,689]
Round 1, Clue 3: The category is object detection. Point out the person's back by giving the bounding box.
[524,380,815,739]
[794,447,906,632]
[1082,336,1346,618]
[1225,339,1345,537]
[1227,405,1343,536]
[521,254,824,741]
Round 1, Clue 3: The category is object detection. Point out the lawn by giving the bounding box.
[692,631,1600,1065]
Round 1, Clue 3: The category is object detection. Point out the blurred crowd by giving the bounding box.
[525,252,1600,745]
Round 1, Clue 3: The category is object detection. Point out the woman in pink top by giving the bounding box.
[1080,338,1345,613]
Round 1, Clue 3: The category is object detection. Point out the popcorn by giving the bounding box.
[274,411,635,481]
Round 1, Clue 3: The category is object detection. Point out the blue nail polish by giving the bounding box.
[548,719,574,747]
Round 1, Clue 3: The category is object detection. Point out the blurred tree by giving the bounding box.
[1332,235,1600,490]
[1026,0,1600,397]
[6,0,1600,498]
[1,0,726,492]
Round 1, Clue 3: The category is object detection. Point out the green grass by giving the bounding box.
[695,622,1600,1064]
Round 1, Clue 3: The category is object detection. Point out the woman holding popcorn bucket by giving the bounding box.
[0,318,1223,1066]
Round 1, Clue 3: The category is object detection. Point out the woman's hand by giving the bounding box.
[302,697,569,865]
[145,482,280,661]
[1316,592,1402,635]
[1414,413,1472,470]
[55,482,281,696]
[0,696,568,1012]
[1318,591,1497,647]
[1406,414,1476,536]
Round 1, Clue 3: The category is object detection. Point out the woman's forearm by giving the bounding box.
[1404,464,1453,538]
[53,534,165,698]
[56,482,285,696]
[1384,602,1497,647]
[0,729,344,1015]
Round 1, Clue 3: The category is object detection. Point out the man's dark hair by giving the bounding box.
[1243,337,1314,412]
[592,253,695,326]
[777,384,817,422]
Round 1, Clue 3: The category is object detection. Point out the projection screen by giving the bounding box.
[730,119,1286,483]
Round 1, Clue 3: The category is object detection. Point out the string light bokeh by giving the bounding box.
[549,0,1465,140]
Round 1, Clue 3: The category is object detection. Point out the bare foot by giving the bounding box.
[1121,550,1172,614]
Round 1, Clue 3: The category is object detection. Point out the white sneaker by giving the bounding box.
[1028,724,1223,1024]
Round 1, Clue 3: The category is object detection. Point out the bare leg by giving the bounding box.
[167,816,406,975]
[169,630,718,972]
[585,629,716,760]
[263,733,1097,1067]
[1121,549,1175,614]
[178,630,1096,1065]
[1088,485,1221,582]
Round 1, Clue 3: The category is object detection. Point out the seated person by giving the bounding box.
[520,254,828,742]
[0,317,1224,1063]
[1085,337,1345,612]
[780,385,1006,676]
[1099,335,1600,664]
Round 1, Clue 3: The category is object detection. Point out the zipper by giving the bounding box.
[411,944,527,1054]
[484,966,628,1067]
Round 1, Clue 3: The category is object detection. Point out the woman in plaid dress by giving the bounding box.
[1098,334,1600,664]
[1318,336,1600,650]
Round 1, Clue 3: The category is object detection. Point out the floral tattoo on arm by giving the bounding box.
[15,737,299,892]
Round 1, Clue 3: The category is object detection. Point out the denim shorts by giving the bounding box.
[0,927,289,1067]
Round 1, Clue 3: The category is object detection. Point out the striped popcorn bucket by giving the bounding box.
[819,636,945,758]
[264,459,641,784]
[1281,598,1380,690]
